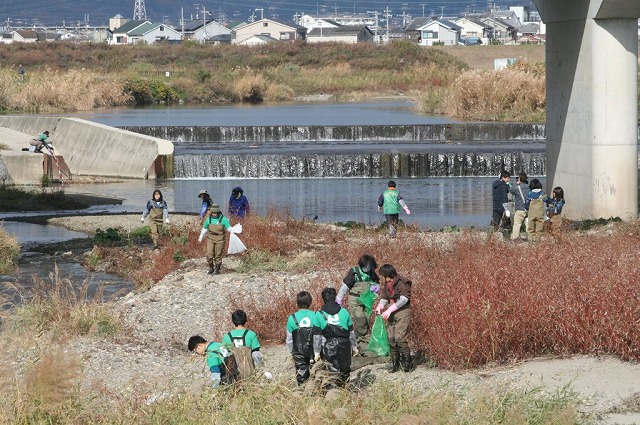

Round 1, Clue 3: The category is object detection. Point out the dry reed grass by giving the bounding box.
[0,68,130,113]
[0,224,19,273]
[442,62,546,121]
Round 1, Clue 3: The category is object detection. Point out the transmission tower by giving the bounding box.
[133,0,147,20]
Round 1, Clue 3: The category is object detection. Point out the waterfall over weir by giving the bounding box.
[123,124,548,178]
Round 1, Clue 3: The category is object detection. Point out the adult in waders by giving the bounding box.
[316,287,357,389]
[141,189,169,249]
[375,264,414,373]
[336,254,380,355]
[377,180,410,239]
[198,204,231,274]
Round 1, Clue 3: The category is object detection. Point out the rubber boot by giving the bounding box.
[401,354,415,373]
[387,354,401,373]
[213,264,221,275]
[207,263,215,274]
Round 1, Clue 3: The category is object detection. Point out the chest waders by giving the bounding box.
[206,217,225,274]
[149,207,163,248]
[348,267,377,354]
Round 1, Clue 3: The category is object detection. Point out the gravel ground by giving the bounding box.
[37,216,640,424]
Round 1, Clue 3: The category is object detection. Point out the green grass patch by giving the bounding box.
[0,185,88,212]
[0,225,20,273]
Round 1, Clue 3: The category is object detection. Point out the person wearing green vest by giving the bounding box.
[336,254,380,355]
[286,291,322,385]
[198,204,231,274]
[141,189,169,249]
[316,287,357,389]
[377,180,411,239]
[221,309,264,368]
[188,335,234,387]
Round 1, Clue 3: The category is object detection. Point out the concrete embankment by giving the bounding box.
[0,116,173,184]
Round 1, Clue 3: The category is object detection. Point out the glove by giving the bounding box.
[375,303,384,315]
[314,353,321,363]
[504,209,511,218]
[263,371,273,380]
[370,284,380,294]
[377,206,381,212]
[352,348,359,357]
[165,218,170,224]
[140,216,145,222]
[336,297,342,306]
[198,228,207,242]
[404,206,411,215]
[382,304,399,320]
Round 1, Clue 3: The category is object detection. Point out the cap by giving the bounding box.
[198,190,208,198]
[209,204,220,213]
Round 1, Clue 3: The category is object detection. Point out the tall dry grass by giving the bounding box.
[441,62,546,121]
[0,224,19,273]
[9,266,123,338]
[0,68,130,113]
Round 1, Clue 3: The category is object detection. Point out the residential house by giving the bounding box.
[307,25,373,44]
[36,32,61,42]
[110,20,182,45]
[13,30,38,43]
[405,17,431,43]
[109,14,128,31]
[481,17,517,43]
[232,18,306,44]
[454,17,491,41]
[0,33,14,44]
[236,34,279,46]
[298,15,341,31]
[181,19,231,43]
[415,19,462,46]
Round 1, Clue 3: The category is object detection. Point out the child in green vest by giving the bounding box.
[316,287,357,389]
[286,291,322,385]
[221,310,264,379]
[188,335,234,387]
[377,180,411,239]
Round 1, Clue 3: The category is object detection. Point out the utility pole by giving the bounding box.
[255,8,264,20]
[383,7,391,44]
[440,6,445,18]
[420,4,426,17]
[367,10,379,43]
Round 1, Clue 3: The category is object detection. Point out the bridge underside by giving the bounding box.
[533,0,639,220]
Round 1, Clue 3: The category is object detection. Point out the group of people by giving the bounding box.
[189,255,413,390]
[492,170,566,241]
[141,187,250,258]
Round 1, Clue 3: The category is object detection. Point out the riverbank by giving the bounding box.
[3,210,640,423]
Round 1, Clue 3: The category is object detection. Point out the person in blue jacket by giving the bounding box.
[228,187,250,219]
[197,190,212,219]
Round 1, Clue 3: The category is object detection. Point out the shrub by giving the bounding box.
[231,74,268,103]
[93,228,122,246]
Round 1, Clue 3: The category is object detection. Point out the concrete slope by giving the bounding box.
[0,116,173,181]
[0,127,45,185]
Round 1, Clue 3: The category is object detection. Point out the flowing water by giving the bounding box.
[3,101,549,296]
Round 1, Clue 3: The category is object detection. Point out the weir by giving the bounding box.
[122,123,639,179]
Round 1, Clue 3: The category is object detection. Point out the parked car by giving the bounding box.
[463,37,483,45]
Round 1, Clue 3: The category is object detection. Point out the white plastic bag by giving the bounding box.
[228,232,247,255]
[228,223,243,234]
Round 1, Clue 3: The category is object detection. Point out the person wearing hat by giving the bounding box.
[30,131,51,153]
[198,204,231,274]
[228,187,250,220]
[197,190,212,219]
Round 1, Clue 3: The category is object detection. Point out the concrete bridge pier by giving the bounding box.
[534,0,639,220]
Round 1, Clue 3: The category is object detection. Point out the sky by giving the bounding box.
[0,0,538,27]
